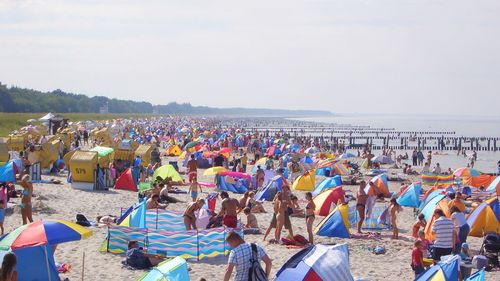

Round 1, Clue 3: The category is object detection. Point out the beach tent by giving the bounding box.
[115,168,138,192]
[338,152,355,159]
[486,176,500,196]
[0,246,59,281]
[216,174,249,194]
[466,197,500,237]
[39,112,55,121]
[313,176,342,196]
[292,170,315,191]
[416,255,459,281]
[397,182,422,208]
[275,243,354,281]
[300,156,315,171]
[364,174,390,198]
[313,187,346,216]
[118,200,147,228]
[314,203,350,238]
[153,164,183,182]
[255,175,284,201]
[0,162,15,182]
[372,155,393,164]
[423,197,450,241]
[138,256,189,281]
[466,269,485,281]
[167,145,182,156]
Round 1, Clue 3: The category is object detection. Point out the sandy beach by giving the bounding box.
[2,154,495,281]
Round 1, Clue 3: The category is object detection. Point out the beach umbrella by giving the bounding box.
[203,167,227,176]
[0,220,92,251]
[317,158,338,169]
[453,167,481,177]
[338,152,355,159]
[184,141,200,150]
[219,147,231,154]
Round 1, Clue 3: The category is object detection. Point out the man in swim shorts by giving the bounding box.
[219,191,240,228]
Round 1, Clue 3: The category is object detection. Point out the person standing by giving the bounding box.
[417,150,424,166]
[412,149,418,166]
[240,153,248,172]
[223,232,272,281]
[183,199,205,230]
[187,154,198,183]
[0,184,7,235]
[20,175,33,225]
[431,209,455,262]
[450,206,470,254]
[356,181,368,234]
[219,191,240,228]
[305,192,316,244]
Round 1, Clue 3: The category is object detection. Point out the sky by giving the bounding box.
[0,0,499,115]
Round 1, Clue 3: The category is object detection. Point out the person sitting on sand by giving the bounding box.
[246,192,265,213]
[238,192,251,212]
[159,183,178,204]
[412,214,427,238]
[126,241,164,269]
[146,194,166,210]
[183,199,205,230]
[188,177,202,202]
[289,195,304,217]
[389,198,402,239]
[218,191,239,228]
[243,207,259,229]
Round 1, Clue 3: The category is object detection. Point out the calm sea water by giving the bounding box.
[292,114,500,173]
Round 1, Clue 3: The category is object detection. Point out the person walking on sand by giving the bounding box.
[305,192,316,244]
[219,191,240,228]
[356,181,368,234]
[183,199,205,230]
[19,175,33,225]
[188,177,202,202]
[223,231,272,281]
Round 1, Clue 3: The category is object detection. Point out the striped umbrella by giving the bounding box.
[453,167,481,177]
[0,219,93,251]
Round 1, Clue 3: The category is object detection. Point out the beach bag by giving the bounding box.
[248,243,268,281]
[76,214,91,227]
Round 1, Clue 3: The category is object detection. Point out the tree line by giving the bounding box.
[0,83,332,116]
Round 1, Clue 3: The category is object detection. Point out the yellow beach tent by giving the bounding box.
[292,170,316,191]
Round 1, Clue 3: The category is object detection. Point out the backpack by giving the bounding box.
[248,243,268,281]
[76,214,91,227]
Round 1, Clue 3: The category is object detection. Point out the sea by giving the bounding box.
[291,114,500,174]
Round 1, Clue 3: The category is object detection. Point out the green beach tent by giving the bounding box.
[153,164,183,182]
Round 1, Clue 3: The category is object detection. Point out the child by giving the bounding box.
[389,198,402,239]
[411,240,425,277]
[417,230,431,254]
[459,243,470,261]
[412,214,427,238]
[243,207,259,229]
[188,177,202,202]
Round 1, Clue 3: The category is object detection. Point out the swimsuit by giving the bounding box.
[190,191,198,199]
[223,215,238,228]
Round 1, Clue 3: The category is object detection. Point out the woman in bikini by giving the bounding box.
[356,181,368,234]
[263,192,281,242]
[183,199,205,230]
[305,192,316,244]
[20,175,33,225]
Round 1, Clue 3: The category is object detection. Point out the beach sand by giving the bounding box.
[3,158,495,281]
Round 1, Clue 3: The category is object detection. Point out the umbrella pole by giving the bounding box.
[45,246,52,281]
[82,251,85,281]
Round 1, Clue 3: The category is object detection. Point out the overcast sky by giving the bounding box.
[1,0,499,114]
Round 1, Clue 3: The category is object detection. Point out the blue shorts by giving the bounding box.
[191,191,198,199]
[0,209,5,223]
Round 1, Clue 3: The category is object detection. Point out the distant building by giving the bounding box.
[99,102,109,114]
